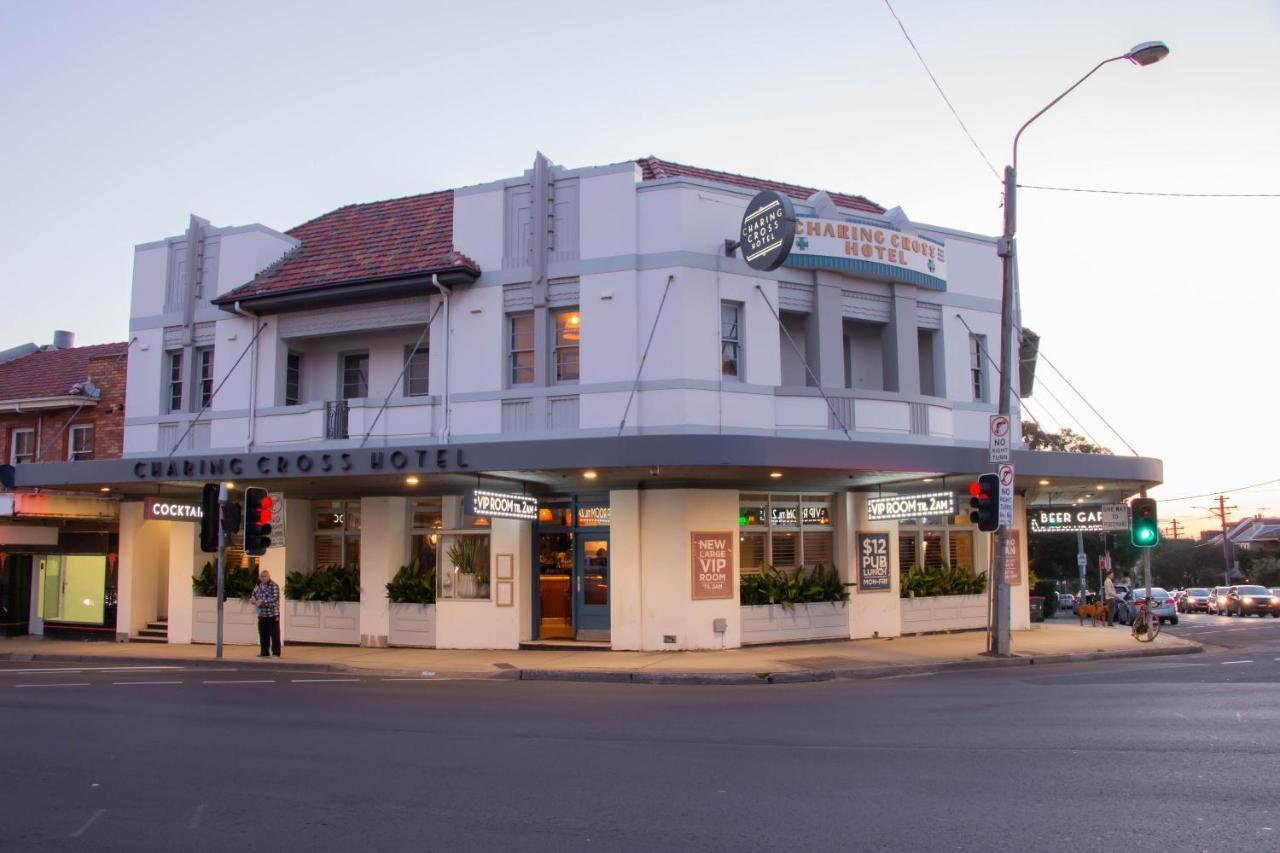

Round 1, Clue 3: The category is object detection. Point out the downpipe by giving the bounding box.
[232,301,259,450]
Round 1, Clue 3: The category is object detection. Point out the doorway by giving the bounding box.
[534,499,610,642]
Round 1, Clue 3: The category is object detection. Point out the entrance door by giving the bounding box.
[537,532,574,640]
[39,555,63,621]
[574,534,610,641]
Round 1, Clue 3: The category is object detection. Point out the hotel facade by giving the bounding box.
[9,154,1161,650]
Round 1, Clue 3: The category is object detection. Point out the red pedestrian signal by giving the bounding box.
[243,487,273,556]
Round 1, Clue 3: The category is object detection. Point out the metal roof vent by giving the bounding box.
[52,330,76,349]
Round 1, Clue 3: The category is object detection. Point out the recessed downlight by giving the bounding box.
[769,472,783,479]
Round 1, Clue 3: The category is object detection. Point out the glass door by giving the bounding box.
[537,532,574,639]
[575,534,610,640]
[39,555,63,621]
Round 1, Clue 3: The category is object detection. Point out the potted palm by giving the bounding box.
[447,536,483,599]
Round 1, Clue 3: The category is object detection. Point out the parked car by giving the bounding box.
[1117,587,1178,626]
[1058,592,1076,612]
[1223,585,1280,618]
[1208,586,1231,615]
[1182,588,1211,613]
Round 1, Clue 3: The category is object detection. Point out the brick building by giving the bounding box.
[0,333,128,638]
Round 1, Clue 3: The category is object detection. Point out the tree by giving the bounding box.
[1022,421,1112,455]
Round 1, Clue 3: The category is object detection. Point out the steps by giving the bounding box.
[134,619,168,644]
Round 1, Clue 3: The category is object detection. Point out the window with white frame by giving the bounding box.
[721,301,742,379]
[313,500,361,570]
[403,344,429,396]
[738,494,834,572]
[68,425,94,461]
[166,351,183,413]
[509,313,534,385]
[195,347,214,409]
[898,521,976,572]
[285,352,302,406]
[341,353,369,400]
[969,334,987,402]
[10,428,35,464]
[425,496,492,600]
[552,308,580,383]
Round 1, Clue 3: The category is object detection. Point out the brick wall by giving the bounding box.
[1,353,127,464]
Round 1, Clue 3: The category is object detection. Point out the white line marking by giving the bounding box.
[201,679,275,685]
[15,682,91,688]
[290,678,360,683]
[876,672,938,680]
[189,803,205,830]
[1221,660,1254,665]
[70,808,105,838]
[0,665,184,675]
[112,680,183,686]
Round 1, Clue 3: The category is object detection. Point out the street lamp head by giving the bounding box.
[1126,41,1170,67]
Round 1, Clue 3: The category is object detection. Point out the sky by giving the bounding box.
[2,0,1277,534]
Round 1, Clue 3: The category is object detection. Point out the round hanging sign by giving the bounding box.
[739,190,796,272]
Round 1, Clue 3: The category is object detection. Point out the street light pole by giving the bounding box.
[991,41,1168,657]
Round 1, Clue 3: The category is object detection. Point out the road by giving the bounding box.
[3,614,1279,853]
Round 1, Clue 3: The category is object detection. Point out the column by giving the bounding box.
[608,489,642,650]
[358,497,410,647]
[806,282,846,388]
[166,521,200,644]
[885,287,920,395]
[849,494,903,638]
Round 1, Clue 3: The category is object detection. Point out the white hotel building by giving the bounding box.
[13,154,1161,650]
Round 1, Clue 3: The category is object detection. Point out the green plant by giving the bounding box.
[899,563,988,599]
[285,564,361,602]
[739,564,849,609]
[386,556,436,605]
[192,561,259,600]
[446,536,482,576]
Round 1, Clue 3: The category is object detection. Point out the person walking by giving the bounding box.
[250,569,282,657]
[1103,570,1118,627]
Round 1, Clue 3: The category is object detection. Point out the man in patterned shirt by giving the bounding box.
[250,569,282,657]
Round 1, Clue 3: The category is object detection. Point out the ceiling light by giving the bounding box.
[922,478,934,483]
[770,472,783,479]
[224,482,235,489]
[99,486,111,493]
[1095,484,1105,491]
[1038,479,1050,486]
[405,476,419,486]
[583,470,598,480]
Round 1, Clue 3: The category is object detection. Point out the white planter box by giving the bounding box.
[899,594,987,633]
[283,600,360,645]
[741,602,850,645]
[192,597,260,645]
[388,603,437,648]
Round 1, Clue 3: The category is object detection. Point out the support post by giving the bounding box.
[215,483,227,659]
[990,164,1017,657]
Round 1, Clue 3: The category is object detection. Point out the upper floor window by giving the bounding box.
[969,334,987,402]
[552,308,580,383]
[285,352,302,406]
[166,351,183,413]
[721,301,742,379]
[404,344,429,396]
[341,352,369,400]
[509,313,534,385]
[196,347,214,409]
[68,424,94,461]
[10,428,35,465]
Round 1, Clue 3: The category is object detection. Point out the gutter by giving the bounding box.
[0,397,100,413]
[231,301,259,450]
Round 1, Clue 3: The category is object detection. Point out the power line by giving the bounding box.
[1157,477,1280,503]
[1036,349,1140,456]
[882,0,1001,181]
[1018,184,1280,199]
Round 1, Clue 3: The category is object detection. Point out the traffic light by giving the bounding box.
[199,483,220,553]
[1130,497,1159,548]
[243,487,273,556]
[969,473,1000,532]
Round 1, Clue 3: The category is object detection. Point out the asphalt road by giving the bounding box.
[4,617,1280,853]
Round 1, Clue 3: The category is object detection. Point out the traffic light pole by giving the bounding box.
[991,165,1017,658]
[215,483,228,659]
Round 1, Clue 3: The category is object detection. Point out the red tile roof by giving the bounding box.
[217,190,479,304]
[0,342,128,402]
[637,157,884,214]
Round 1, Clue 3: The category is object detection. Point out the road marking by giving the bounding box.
[70,808,105,838]
[290,678,360,683]
[189,803,206,830]
[15,682,91,688]
[0,665,184,675]
[201,679,275,685]
[875,672,938,680]
[112,680,183,686]
[1221,660,1253,665]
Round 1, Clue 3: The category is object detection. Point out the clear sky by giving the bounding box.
[2,0,1277,533]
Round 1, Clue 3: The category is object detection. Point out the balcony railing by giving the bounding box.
[324,400,350,440]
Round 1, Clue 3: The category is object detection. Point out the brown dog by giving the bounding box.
[1077,602,1106,626]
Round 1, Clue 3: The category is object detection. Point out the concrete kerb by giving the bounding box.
[1,639,1201,686]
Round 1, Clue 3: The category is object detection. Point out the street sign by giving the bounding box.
[1077,553,1088,569]
[1100,503,1129,531]
[268,491,285,549]
[988,414,1011,463]
[998,463,1014,526]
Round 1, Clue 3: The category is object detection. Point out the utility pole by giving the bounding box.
[1165,518,1184,540]
[1208,496,1237,586]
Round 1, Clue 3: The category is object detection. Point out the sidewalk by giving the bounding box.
[0,621,1200,685]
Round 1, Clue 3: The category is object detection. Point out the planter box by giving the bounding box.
[192,597,259,645]
[388,603,437,648]
[741,602,850,645]
[283,600,360,645]
[900,594,987,633]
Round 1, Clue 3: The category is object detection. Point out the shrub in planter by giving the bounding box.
[899,563,988,599]
[740,564,849,609]
[386,557,436,605]
[285,565,361,602]
[192,561,258,600]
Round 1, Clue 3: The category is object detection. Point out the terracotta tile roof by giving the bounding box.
[637,156,884,214]
[0,342,128,402]
[217,190,479,304]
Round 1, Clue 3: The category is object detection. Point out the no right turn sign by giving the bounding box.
[989,415,1011,463]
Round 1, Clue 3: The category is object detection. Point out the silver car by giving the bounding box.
[1118,587,1178,626]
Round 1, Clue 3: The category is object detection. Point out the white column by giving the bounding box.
[848,494,903,639]
[608,490,642,650]
[1010,495,1031,630]
[166,521,200,644]
[116,502,170,641]
[358,496,409,647]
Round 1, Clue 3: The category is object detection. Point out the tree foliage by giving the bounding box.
[1022,421,1112,455]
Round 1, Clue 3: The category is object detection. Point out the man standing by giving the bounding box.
[250,569,282,657]
[1103,570,1117,627]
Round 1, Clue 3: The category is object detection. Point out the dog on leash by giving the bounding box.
[1077,601,1107,627]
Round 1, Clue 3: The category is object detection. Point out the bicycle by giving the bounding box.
[1130,596,1161,643]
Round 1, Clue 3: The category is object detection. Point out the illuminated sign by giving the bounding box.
[1028,506,1108,534]
[768,505,831,526]
[866,491,957,522]
[788,216,947,290]
[466,489,538,521]
[740,191,796,272]
[143,497,203,521]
